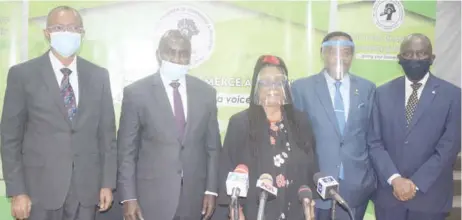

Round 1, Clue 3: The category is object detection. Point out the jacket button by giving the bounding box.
[404,141,409,144]
[181,146,185,150]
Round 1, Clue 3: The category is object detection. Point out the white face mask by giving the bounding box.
[159,60,189,81]
[50,32,82,58]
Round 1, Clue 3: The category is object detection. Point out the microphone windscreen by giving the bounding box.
[313,172,325,184]
[258,173,273,185]
[234,164,249,174]
[298,185,313,201]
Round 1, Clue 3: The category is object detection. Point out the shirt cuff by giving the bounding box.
[205,191,218,196]
[121,199,137,204]
[387,173,401,185]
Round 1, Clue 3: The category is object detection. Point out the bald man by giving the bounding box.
[117,29,221,220]
[1,6,116,220]
[368,33,461,220]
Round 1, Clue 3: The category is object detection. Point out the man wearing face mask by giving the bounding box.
[1,6,116,220]
[368,33,461,220]
[117,29,220,220]
[291,32,376,220]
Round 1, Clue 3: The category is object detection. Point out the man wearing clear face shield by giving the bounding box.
[292,32,377,220]
[216,55,319,220]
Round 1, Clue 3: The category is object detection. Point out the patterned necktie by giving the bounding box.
[170,81,186,139]
[334,81,346,180]
[405,83,422,124]
[60,68,77,121]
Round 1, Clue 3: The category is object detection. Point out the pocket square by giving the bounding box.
[358,103,365,108]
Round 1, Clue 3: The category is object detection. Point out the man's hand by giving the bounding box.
[98,188,113,212]
[123,200,144,220]
[229,205,245,220]
[391,177,416,201]
[309,200,316,220]
[11,194,31,220]
[201,194,216,220]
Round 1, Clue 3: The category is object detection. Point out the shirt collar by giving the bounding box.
[49,51,77,74]
[323,69,350,85]
[159,73,187,89]
[405,72,430,88]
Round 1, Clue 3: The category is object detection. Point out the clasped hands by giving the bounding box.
[391,177,417,201]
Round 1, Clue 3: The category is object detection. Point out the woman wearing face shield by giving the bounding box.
[215,55,319,220]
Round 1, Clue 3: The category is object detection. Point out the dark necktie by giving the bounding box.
[405,83,422,124]
[60,68,77,121]
[170,81,186,139]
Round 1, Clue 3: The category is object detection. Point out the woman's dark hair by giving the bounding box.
[247,55,301,156]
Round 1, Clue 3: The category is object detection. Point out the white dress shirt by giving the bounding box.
[49,51,79,106]
[324,71,351,121]
[159,74,188,119]
[387,73,430,188]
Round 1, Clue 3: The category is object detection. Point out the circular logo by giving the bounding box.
[372,0,405,32]
[154,5,215,68]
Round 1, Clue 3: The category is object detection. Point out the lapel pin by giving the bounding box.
[355,89,359,95]
[432,90,436,94]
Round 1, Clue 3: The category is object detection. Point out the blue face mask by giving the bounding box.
[50,32,82,57]
[398,58,431,81]
[159,60,189,81]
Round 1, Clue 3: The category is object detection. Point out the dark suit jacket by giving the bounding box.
[368,74,461,213]
[0,52,117,209]
[117,73,221,220]
[216,109,319,220]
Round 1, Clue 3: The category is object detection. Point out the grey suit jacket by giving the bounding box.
[117,73,221,220]
[291,72,377,209]
[0,52,117,210]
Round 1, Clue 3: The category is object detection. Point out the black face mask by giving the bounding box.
[398,58,431,81]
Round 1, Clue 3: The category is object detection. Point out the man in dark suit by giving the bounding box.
[117,29,221,220]
[369,33,461,220]
[1,6,116,220]
[292,31,376,220]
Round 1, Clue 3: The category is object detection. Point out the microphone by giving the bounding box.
[256,173,277,220]
[298,185,313,220]
[313,172,354,220]
[226,164,249,220]
[226,164,249,199]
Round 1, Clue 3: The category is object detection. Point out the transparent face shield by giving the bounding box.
[321,40,355,80]
[253,68,291,106]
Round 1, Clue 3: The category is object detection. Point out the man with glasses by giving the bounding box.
[1,6,116,220]
[117,29,220,220]
[292,31,377,220]
[369,33,461,220]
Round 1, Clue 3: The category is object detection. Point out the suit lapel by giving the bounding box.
[345,76,359,133]
[393,77,407,136]
[150,73,179,141]
[72,57,93,129]
[39,53,72,127]
[314,73,341,137]
[406,75,438,136]
[182,75,200,145]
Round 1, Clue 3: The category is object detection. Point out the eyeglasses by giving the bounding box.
[47,24,84,33]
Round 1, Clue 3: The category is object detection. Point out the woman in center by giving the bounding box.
[217,55,319,220]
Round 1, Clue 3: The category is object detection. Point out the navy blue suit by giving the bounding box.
[292,72,376,220]
[369,74,461,220]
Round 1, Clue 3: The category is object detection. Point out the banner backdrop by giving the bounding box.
[0,1,436,219]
